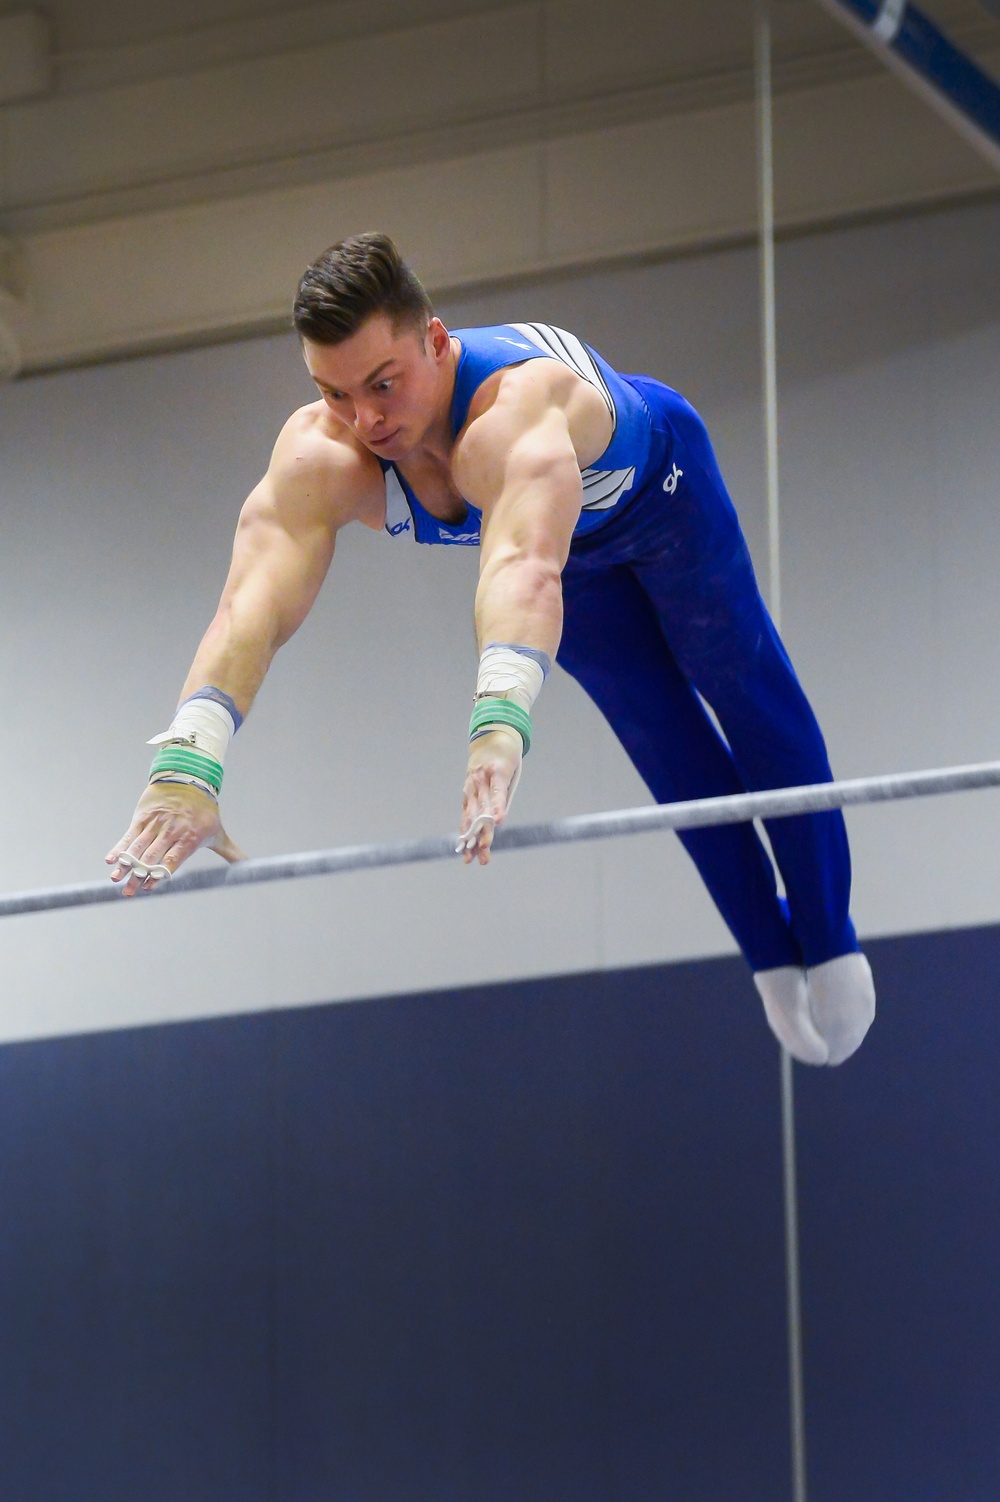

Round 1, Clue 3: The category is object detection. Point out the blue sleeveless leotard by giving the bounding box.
[376,321,858,976]
[378,322,657,545]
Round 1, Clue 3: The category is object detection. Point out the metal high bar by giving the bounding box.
[2,758,999,919]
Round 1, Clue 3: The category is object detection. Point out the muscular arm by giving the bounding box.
[455,362,594,658]
[453,360,610,862]
[183,435,342,714]
[108,407,380,892]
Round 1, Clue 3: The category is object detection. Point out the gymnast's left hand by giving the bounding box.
[458,726,523,866]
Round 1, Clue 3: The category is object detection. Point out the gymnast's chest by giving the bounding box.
[393,455,468,525]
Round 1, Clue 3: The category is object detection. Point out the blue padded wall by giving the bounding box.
[796,926,1000,1502]
[1,925,997,1501]
[0,1016,275,1500]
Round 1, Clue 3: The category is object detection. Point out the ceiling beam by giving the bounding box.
[13,59,1000,378]
[814,0,1000,172]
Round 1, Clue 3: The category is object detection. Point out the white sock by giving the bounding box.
[753,966,829,1065]
[806,952,876,1066]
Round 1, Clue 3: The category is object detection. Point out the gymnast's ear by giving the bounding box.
[425,316,451,361]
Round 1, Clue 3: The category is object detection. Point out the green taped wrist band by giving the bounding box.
[150,746,224,791]
[469,698,532,755]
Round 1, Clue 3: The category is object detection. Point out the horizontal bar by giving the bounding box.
[814,0,1000,173]
[2,758,999,920]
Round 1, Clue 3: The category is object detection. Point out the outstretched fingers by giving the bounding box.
[107,783,242,895]
[106,814,162,896]
[458,762,508,865]
[109,821,194,896]
[457,811,497,863]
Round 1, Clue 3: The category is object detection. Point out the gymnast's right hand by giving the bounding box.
[105,782,246,897]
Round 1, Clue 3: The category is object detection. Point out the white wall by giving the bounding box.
[1,196,999,1043]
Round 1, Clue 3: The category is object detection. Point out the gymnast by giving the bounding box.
[107,231,875,1065]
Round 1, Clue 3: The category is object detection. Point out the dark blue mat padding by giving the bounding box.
[797,926,1000,1502]
[0,954,786,1502]
[1,926,997,1500]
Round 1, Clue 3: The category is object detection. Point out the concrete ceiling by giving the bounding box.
[1,0,999,373]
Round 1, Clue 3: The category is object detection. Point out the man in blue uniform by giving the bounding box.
[107,232,875,1066]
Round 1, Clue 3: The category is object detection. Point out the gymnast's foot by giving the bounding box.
[754,966,829,1065]
[806,951,876,1066]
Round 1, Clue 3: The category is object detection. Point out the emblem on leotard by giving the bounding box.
[662,463,684,495]
[438,527,480,545]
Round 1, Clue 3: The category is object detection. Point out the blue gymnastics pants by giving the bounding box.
[557,377,857,972]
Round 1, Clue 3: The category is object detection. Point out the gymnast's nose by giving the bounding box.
[354,400,385,439]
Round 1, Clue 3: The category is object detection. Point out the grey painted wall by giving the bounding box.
[0,197,998,1042]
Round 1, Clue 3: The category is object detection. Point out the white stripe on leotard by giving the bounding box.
[508,323,616,431]
[383,465,416,541]
[580,465,636,511]
[509,323,633,510]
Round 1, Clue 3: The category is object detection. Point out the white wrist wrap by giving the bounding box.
[147,696,236,766]
[476,643,549,712]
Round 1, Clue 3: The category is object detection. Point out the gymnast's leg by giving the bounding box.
[559,561,835,1062]
[558,559,835,1063]
[628,388,874,1062]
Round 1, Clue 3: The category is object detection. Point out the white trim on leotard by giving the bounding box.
[509,323,634,512]
[383,465,416,541]
[580,465,636,511]
[509,322,616,430]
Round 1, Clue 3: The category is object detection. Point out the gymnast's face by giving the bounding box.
[302,314,454,461]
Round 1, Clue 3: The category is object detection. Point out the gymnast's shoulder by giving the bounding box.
[258,399,384,531]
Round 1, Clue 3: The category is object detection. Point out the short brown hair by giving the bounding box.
[292,232,433,345]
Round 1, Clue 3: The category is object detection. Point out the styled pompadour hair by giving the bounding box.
[292,231,433,345]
